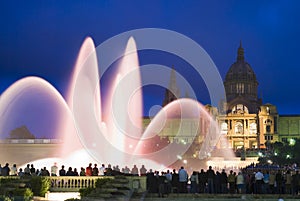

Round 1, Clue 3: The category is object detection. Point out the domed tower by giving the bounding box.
[224,41,261,114]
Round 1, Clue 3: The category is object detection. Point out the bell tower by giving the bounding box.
[162,67,180,106]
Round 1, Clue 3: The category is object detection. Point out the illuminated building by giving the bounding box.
[161,42,282,151]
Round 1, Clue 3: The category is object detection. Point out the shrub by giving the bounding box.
[29,176,51,197]
[13,188,33,201]
[95,178,112,188]
[79,186,94,197]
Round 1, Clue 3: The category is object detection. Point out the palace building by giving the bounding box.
[218,42,278,149]
[158,42,300,152]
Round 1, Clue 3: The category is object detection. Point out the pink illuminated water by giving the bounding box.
[0,36,235,172]
[0,77,70,140]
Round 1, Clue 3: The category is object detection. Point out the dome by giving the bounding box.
[225,61,257,82]
[225,42,257,83]
[223,42,260,113]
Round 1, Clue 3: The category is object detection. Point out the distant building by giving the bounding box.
[158,42,300,153]
[278,115,300,144]
[9,125,36,139]
[218,42,278,149]
[162,67,180,107]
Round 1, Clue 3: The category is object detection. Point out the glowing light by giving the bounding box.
[46,192,80,201]
[183,159,187,164]
[274,152,278,156]
[177,155,182,160]
[258,152,263,157]
[286,154,291,159]
[289,138,296,146]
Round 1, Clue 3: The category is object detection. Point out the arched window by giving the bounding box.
[221,122,228,135]
[235,122,243,134]
[265,119,272,133]
[249,123,257,134]
[236,83,244,94]
[232,104,249,114]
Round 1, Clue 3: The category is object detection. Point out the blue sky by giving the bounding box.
[1,0,300,115]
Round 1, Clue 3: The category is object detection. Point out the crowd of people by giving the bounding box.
[0,162,147,177]
[146,165,300,197]
[0,162,300,197]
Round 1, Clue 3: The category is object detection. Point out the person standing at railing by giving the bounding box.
[123,166,130,175]
[99,164,105,176]
[2,163,10,176]
[10,164,18,176]
[140,165,147,176]
[80,167,86,176]
[18,168,24,177]
[86,163,92,176]
[92,164,99,176]
[73,168,79,176]
[30,164,36,176]
[40,167,50,176]
[59,165,66,176]
[51,162,58,176]
[131,165,139,176]
[66,167,74,176]
[106,164,113,176]
[24,164,31,176]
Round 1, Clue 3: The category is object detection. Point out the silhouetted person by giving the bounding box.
[30,164,36,176]
[59,165,66,176]
[198,169,207,193]
[2,163,10,176]
[178,166,188,193]
[66,167,74,176]
[206,166,215,193]
[171,169,179,193]
[220,169,228,193]
[92,164,99,176]
[86,163,92,176]
[80,167,86,176]
[40,167,50,176]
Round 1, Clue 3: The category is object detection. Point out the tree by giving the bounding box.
[8,125,36,139]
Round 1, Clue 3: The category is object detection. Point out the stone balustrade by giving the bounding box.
[0,175,146,192]
[49,176,108,192]
[49,176,146,192]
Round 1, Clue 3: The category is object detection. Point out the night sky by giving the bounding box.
[1,0,300,116]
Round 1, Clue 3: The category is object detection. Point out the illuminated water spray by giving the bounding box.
[0,29,235,171]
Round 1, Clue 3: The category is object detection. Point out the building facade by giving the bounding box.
[158,42,285,152]
[218,42,279,150]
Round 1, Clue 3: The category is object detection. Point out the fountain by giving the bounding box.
[0,30,236,172]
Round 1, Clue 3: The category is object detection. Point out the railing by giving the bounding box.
[48,176,146,192]
[49,176,110,191]
[0,175,146,192]
[0,139,62,144]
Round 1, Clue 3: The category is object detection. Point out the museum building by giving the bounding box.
[158,42,300,151]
